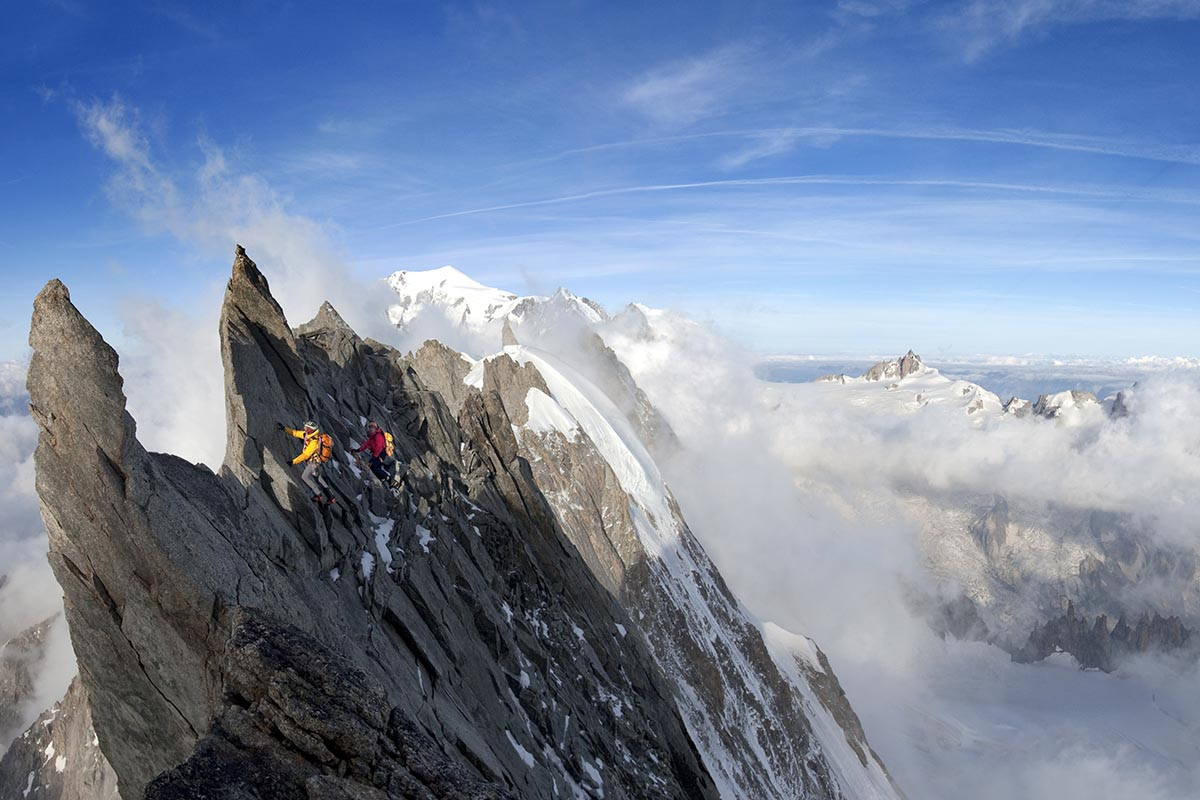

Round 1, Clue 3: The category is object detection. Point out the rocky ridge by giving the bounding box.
[1013,602,1193,672]
[14,247,899,799]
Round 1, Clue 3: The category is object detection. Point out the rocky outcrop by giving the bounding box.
[1075,512,1197,609]
[1003,396,1031,417]
[1012,602,1193,672]
[0,677,118,800]
[25,248,722,799]
[1109,390,1131,419]
[500,319,518,348]
[864,350,923,382]
[1032,389,1098,419]
[971,496,1010,561]
[1,615,56,750]
[404,340,475,417]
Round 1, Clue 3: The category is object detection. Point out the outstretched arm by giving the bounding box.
[292,437,319,465]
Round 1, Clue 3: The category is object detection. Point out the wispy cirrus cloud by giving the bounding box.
[940,0,1200,61]
[717,130,809,170]
[621,43,761,127]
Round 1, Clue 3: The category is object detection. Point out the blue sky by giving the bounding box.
[2,0,1198,359]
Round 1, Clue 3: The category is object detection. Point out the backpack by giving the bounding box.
[318,433,334,463]
[383,431,395,459]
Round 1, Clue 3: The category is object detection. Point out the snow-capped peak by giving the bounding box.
[388,264,486,290]
[385,266,520,330]
[385,266,608,353]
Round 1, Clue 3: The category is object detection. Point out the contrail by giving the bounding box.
[379,175,1153,228]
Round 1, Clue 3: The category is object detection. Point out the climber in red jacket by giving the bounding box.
[355,421,392,484]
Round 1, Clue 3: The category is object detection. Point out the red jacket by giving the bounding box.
[357,429,386,458]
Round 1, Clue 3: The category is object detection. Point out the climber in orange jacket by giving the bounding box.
[278,420,335,505]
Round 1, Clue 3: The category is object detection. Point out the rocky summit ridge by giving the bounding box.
[11,246,900,799]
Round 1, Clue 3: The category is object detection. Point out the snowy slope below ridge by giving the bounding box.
[0,676,117,800]
[458,344,902,799]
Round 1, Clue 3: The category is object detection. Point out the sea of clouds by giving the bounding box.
[601,308,1200,800]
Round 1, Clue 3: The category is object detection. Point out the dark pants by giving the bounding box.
[368,455,392,483]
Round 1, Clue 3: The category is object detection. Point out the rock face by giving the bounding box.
[1013,603,1193,672]
[22,247,897,800]
[1109,390,1131,419]
[462,347,899,798]
[500,319,518,348]
[0,676,118,800]
[970,497,1010,561]
[145,609,512,800]
[864,351,923,382]
[1003,396,1031,417]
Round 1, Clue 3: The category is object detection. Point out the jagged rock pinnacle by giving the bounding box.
[864,349,924,382]
[28,277,206,798]
[220,245,310,499]
[501,318,519,347]
[297,300,353,336]
[28,278,128,451]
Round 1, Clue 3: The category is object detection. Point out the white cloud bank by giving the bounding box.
[600,307,1200,799]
